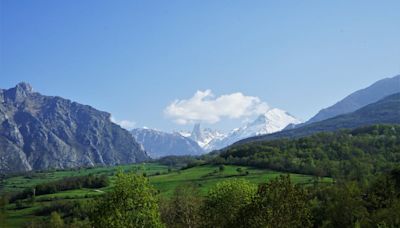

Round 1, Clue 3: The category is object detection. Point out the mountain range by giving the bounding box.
[131,108,301,158]
[0,83,148,174]
[1,75,399,172]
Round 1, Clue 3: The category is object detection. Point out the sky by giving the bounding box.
[1,0,399,132]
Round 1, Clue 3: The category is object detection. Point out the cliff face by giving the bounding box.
[0,82,148,173]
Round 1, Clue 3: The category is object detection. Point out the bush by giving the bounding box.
[201,179,257,227]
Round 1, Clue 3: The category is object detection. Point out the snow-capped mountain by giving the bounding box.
[182,108,302,151]
[131,128,204,158]
[189,124,226,150]
[211,108,302,149]
[178,124,226,151]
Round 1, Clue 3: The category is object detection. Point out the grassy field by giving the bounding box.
[0,163,331,227]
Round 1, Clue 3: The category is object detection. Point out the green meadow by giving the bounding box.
[0,163,331,227]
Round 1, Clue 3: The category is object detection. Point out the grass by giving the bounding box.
[150,164,331,196]
[0,163,331,227]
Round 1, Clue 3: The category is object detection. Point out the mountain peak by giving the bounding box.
[16,82,33,93]
[190,108,301,151]
[190,123,204,141]
[250,108,300,128]
[4,82,34,102]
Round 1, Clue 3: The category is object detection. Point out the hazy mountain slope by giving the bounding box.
[235,93,400,145]
[131,128,204,158]
[307,75,400,124]
[0,82,148,173]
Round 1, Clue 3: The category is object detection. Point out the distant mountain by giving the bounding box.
[184,108,301,151]
[0,82,148,174]
[211,108,301,149]
[236,93,400,145]
[188,124,226,151]
[307,75,400,124]
[131,128,204,158]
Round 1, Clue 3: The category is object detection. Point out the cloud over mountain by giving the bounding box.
[164,90,269,125]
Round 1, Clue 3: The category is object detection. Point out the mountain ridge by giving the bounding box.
[307,75,400,124]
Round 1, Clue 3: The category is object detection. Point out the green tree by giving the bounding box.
[323,182,368,227]
[48,211,64,228]
[160,184,202,228]
[89,172,163,228]
[0,195,8,227]
[236,175,312,228]
[201,179,257,228]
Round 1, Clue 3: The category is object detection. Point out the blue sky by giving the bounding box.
[1,0,399,132]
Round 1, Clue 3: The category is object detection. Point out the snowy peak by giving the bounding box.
[189,124,226,149]
[181,108,302,152]
[190,123,204,143]
[247,108,302,135]
[208,108,302,150]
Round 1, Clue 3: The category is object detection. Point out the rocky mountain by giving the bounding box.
[0,82,149,174]
[307,75,400,124]
[131,128,204,158]
[236,92,400,145]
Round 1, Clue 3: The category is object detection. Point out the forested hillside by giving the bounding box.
[218,125,400,180]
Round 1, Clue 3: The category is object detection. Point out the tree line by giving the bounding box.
[10,174,109,203]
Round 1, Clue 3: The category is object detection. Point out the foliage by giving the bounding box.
[89,172,163,228]
[48,211,64,228]
[34,200,90,221]
[309,168,400,227]
[160,184,202,228]
[156,156,203,168]
[201,179,257,228]
[219,125,400,181]
[11,174,109,202]
[236,175,312,228]
[0,195,8,227]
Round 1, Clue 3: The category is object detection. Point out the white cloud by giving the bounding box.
[110,117,136,130]
[164,90,269,125]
